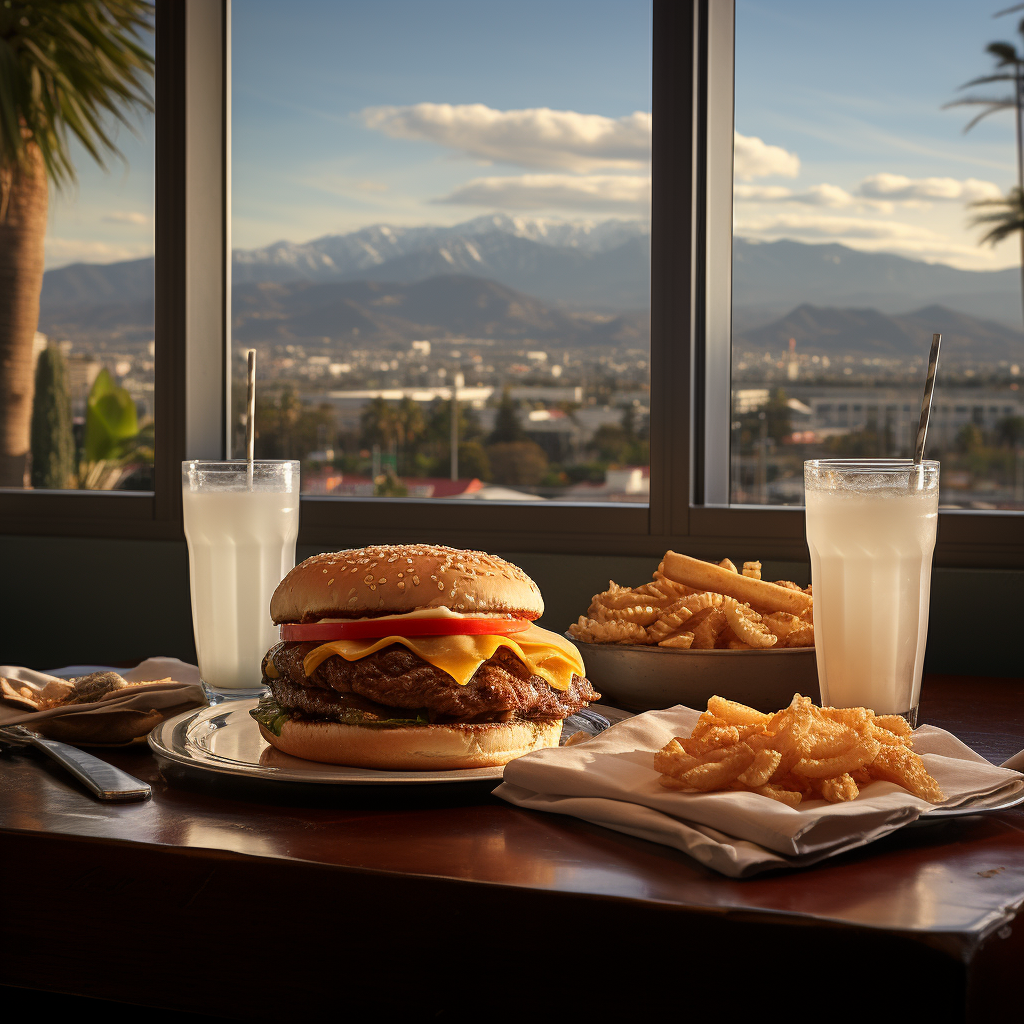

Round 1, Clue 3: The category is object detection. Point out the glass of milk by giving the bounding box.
[804,459,939,727]
[182,460,300,702]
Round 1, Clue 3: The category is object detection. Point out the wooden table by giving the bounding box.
[1,674,1022,1022]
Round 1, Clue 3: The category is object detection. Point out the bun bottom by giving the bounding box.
[258,716,563,770]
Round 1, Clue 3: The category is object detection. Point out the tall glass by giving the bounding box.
[804,460,939,726]
[182,461,300,702]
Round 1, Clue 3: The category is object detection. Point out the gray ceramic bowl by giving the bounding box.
[570,636,820,713]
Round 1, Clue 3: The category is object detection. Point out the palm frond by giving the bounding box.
[943,96,1017,132]
[0,1,154,189]
[986,41,1021,64]
[956,73,1020,88]
[970,187,1024,246]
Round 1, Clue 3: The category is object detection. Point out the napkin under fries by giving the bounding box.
[0,657,205,745]
[495,705,1024,878]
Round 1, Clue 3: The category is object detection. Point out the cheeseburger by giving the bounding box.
[253,544,599,769]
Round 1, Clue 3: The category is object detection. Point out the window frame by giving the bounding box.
[0,0,1020,570]
[0,0,229,541]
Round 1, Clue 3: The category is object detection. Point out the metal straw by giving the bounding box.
[246,349,256,489]
[913,332,942,464]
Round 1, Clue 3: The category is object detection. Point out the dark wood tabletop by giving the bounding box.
[2,673,1022,1022]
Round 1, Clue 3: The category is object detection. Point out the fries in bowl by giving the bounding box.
[568,551,814,650]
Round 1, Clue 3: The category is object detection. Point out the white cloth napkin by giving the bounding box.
[494,705,1024,878]
[0,657,205,738]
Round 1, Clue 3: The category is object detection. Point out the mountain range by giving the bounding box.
[40,274,650,350]
[229,276,648,347]
[735,303,1023,366]
[40,215,1024,328]
[732,239,1023,331]
[34,215,1024,363]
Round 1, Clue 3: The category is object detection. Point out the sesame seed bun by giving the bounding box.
[257,715,562,770]
[270,544,544,623]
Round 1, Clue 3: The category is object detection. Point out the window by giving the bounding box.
[230,0,652,505]
[0,0,1019,571]
[1,4,155,493]
[729,0,1024,511]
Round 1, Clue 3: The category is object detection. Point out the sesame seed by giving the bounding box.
[378,577,386,584]
[437,581,444,590]
[397,581,405,590]
[364,574,374,584]
[328,579,335,586]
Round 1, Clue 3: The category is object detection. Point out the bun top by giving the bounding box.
[271,544,544,623]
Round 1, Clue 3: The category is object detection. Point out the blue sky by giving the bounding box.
[44,0,1024,271]
[734,0,1024,268]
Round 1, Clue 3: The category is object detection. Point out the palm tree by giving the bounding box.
[359,397,399,450]
[0,1,154,487]
[945,6,1024,329]
[971,186,1024,247]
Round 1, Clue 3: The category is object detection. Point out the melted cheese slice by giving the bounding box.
[302,624,585,692]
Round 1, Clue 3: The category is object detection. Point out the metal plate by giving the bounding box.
[572,636,820,712]
[148,700,631,786]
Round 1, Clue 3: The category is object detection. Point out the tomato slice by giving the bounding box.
[280,617,532,642]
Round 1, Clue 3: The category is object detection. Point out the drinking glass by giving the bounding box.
[182,460,300,702]
[804,459,939,726]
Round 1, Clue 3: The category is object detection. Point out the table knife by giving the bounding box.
[0,725,152,801]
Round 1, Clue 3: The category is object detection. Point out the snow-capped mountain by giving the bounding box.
[229,214,652,310]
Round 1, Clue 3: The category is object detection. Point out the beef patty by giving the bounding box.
[263,641,600,724]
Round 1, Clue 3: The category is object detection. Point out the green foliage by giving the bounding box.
[425,400,484,443]
[590,423,631,463]
[429,440,492,481]
[486,441,548,486]
[997,415,1024,446]
[734,388,793,454]
[488,388,527,444]
[84,367,138,462]
[0,1,154,190]
[30,345,74,488]
[824,429,886,458]
[970,187,1024,247]
[357,396,425,475]
[956,423,985,454]
[373,468,408,497]
[946,12,1024,262]
[564,461,607,484]
[255,389,336,461]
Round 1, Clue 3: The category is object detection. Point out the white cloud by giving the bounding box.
[734,211,1006,266]
[361,103,651,172]
[734,175,1006,216]
[44,237,153,268]
[733,185,794,202]
[435,173,650,214]
[856,174,1002,203]
[734,183,855,207]
[734,132,800,180]
[100,211,149,225]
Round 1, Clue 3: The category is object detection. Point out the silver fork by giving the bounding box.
[0,725,152,802]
